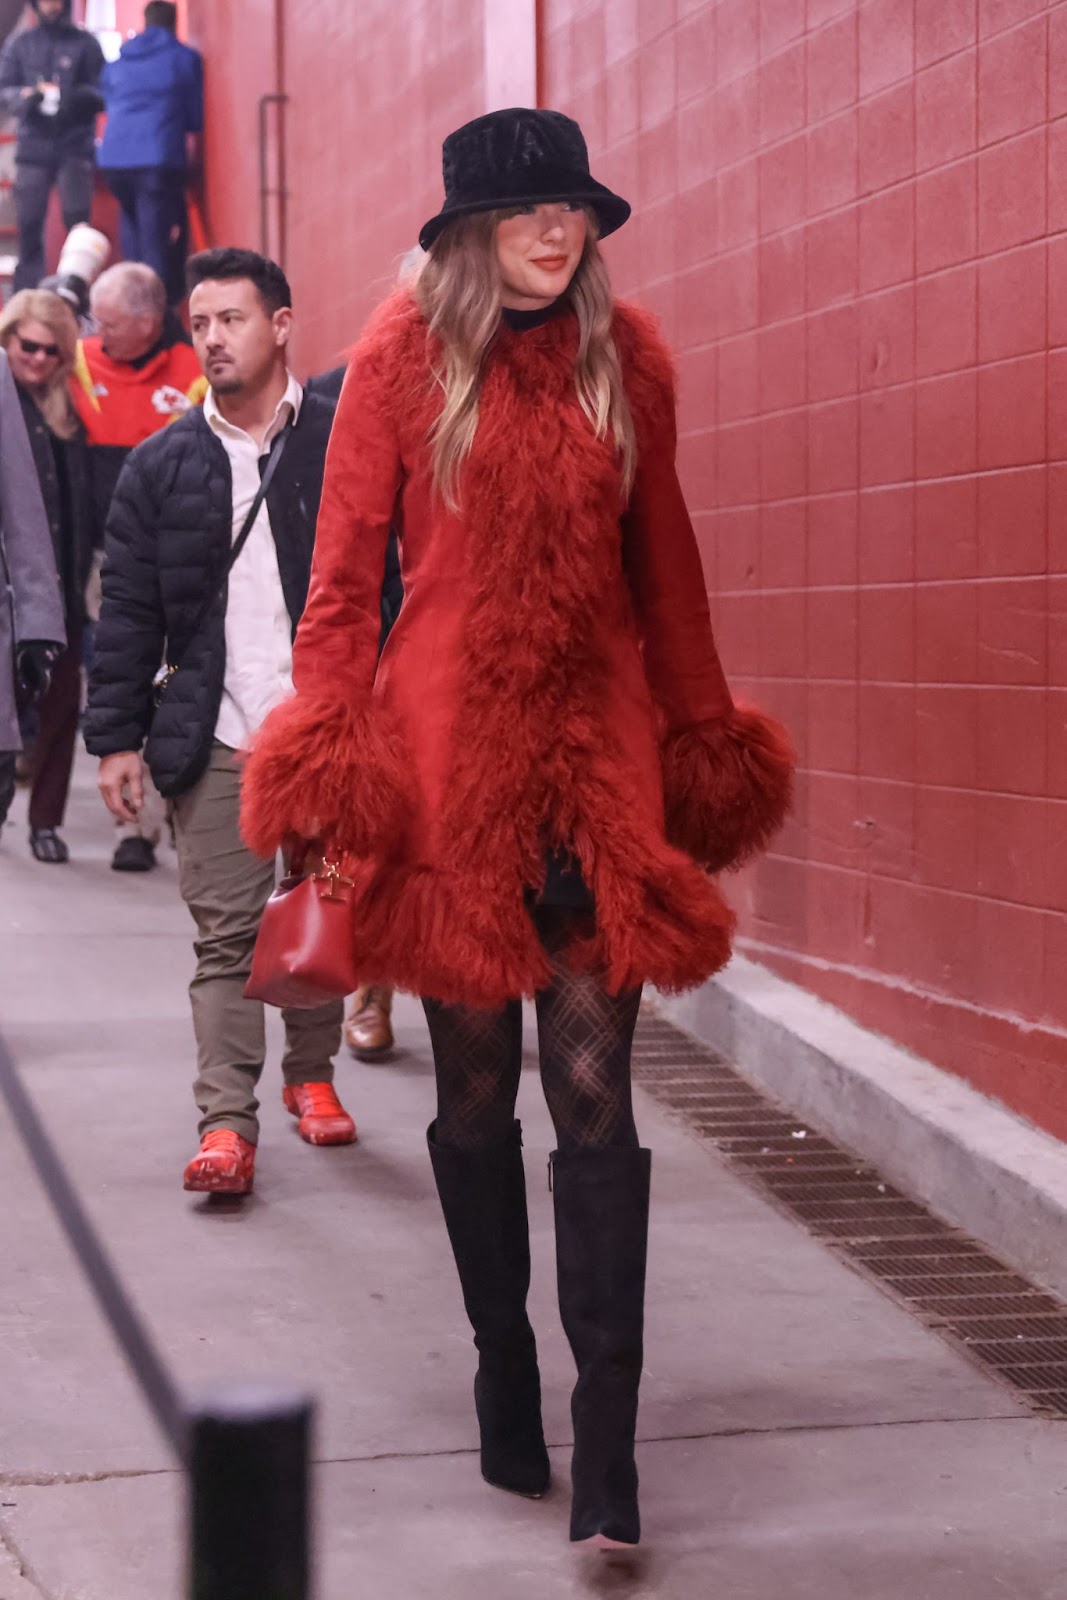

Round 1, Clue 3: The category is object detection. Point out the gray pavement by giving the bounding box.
[1,756,1065,1599]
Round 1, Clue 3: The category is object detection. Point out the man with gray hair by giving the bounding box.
[71,260,205,870]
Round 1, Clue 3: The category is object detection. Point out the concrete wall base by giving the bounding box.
[656,957,1067,1303]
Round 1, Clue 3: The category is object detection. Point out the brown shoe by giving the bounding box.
[343,985,395,1061]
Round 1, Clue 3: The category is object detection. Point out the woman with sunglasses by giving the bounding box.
[0,289,94,863]
[242,109,793,1549]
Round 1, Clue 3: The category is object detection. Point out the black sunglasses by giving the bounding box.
[17,334,60,358]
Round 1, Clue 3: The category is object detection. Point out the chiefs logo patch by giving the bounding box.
[152,384,195,418]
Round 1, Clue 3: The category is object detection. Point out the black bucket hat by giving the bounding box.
[419,107,631,251]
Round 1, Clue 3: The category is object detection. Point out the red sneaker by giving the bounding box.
[283,1082,357,1146]
[183,1129,256,1194]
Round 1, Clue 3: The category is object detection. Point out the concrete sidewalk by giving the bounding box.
[1,756,1065,1599]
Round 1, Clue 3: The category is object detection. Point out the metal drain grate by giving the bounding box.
[850,1237,987,1261]
[633,1011,1067,1419]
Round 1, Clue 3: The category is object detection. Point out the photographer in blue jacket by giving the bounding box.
[98,2,203,306]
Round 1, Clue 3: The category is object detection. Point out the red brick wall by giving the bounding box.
[540,0,1067,1136]
[183,0,1067,1137]
[185,0,484,372]
[184,0,277,272]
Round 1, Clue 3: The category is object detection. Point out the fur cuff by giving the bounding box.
[661,704,795,873]
[240,695,411,859]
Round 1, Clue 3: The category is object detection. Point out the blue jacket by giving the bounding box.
[98,27,202,172]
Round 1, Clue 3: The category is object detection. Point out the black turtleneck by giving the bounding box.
[501,296,569,332]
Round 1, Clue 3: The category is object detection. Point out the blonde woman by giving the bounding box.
[0,288,91,863]
[242,109,793,1548]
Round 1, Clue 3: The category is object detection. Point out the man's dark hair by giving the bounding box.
[144,2,178,31]
[185,249,292,315]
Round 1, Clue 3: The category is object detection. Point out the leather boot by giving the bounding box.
[427,1120,551,1498]
[551,1144,651,1547]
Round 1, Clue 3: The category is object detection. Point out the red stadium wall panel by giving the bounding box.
[184,0,281,276]
[185,0,486,371]
[185,0,1067,1140]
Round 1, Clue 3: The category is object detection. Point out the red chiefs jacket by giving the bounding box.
[71,335,206,446]
[71,334,208,533]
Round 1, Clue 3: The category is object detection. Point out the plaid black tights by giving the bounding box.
[423,910,641,1151]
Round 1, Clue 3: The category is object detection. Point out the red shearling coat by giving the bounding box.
[240,291,793,1009]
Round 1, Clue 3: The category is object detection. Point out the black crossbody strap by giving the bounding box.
[173,417,294,668]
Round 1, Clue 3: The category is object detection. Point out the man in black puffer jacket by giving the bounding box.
[85,247,359,1197]
[0,0,105,290]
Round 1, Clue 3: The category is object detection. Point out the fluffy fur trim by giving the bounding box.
[348,849,733,1007]
[350,865,552,1008]
[351,290,435,419]
[662,704,795,874]
[580,841,736,995]
[611,301,679,448]
[239,696,412,859]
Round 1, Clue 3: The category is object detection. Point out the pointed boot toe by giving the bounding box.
[553,1146,651,1551]
[475,1362,551,1497]
[428,1122,551,1501]
[570,1473,640,1546]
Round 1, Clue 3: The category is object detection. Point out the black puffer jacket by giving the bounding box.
[85,393,336,797]
[16,386,95,623]
[0,4,105,164]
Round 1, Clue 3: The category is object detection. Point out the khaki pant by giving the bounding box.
[171,742,342,1143]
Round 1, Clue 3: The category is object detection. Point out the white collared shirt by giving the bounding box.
[205,374,301,750]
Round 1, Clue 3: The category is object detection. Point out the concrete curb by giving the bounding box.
[656,956,1067,1302]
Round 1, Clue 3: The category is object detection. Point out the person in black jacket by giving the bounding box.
[85,247,357,1197]
[0,1,105,292]
[71,261,206,872]
[0,286,93,862]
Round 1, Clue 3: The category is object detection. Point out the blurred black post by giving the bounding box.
[0,1034,186,1456]
[189,1383,314,1600]
[0,1034,318,1594]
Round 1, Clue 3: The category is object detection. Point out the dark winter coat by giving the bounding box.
[84,392,336,797]
[16,387,94,624]
[241,293,795,1009]
[98,26,203,172]
[0,350,64,751]
[0,7,105,164]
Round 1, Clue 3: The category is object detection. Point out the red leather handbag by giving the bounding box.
[245,842,360,1009]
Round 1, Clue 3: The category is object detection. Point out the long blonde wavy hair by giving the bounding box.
[414,209,636,509]
[0,289,80,440]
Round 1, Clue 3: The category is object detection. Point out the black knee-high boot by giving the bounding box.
[551,1145,651,1546]
[427,1120,551,1498]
